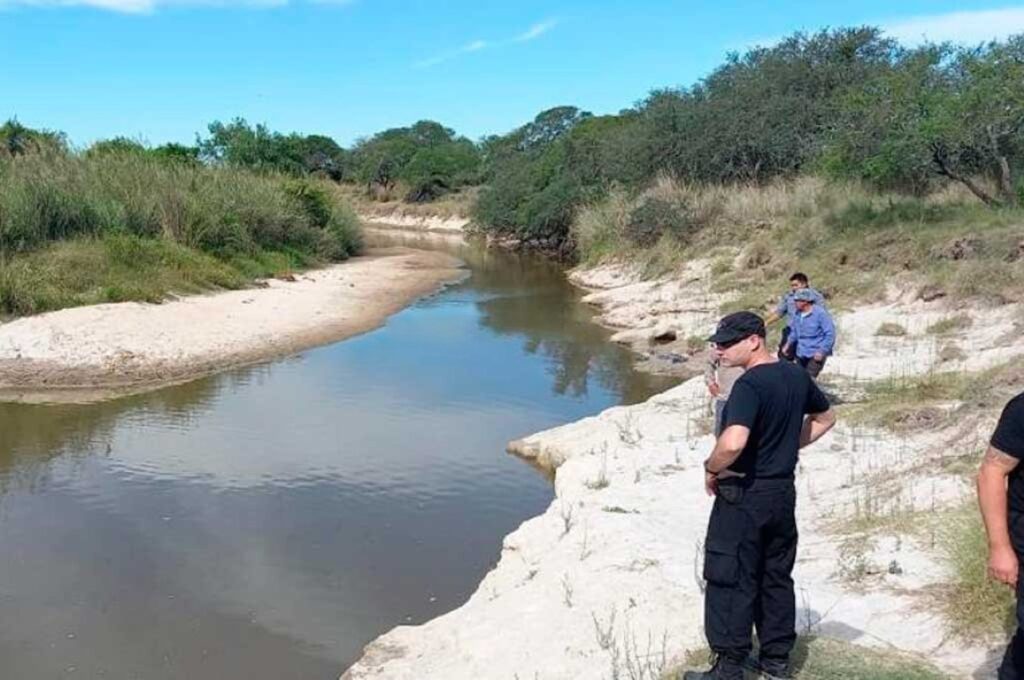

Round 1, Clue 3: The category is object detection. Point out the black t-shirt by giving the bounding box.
[722,360,831,479]
[991,392,1024,513]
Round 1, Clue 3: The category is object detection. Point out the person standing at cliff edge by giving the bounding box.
[787,289,836,379]
[978,391,1024,679]
[684,311,836,680]
[765,272,825,362]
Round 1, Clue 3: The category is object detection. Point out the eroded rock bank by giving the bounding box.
[344,256,1024,680]
[0,248,464,403]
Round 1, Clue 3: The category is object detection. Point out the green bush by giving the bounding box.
[825,198,952,233]
[624,196,699,248]
[0,152,361,262]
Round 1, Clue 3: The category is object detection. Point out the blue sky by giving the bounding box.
[3,1,1024,148]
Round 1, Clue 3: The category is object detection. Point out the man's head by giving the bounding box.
[793,288,816,313]
[708,311,768,368]
[789,272,809,293]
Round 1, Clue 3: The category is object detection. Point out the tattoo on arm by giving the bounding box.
[984,446,1021,473]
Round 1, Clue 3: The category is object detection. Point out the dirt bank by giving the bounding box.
[0,248,465,403]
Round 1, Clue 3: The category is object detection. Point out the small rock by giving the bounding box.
[651,325,677,343]
[277,273,297,282]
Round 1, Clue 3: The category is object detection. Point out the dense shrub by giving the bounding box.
[0,152,361,261]
[824,198,953,233]
[624,196,700,247]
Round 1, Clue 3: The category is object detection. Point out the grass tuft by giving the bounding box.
[875,322,907,337]
[676,637,951,679]
[937,504,1016,641]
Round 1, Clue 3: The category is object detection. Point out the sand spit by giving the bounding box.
[0,248,465,403]
[359,213,470,234]
[344,259,1024,680]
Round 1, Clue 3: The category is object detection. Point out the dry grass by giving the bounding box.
[0,234,312,316]
[927,314,974,335]
[570,175,1024,312]
[936,504,1017,641]
[334,183,477,220]
[675,637,951,679]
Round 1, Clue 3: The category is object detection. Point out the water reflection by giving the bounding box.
[0,234,677,679]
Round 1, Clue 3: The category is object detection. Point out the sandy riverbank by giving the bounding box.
[0,248,465,403]
[343,258,1024,679]
[359,213,470,234]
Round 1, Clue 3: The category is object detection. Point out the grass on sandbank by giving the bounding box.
[571,176,1024,313]
[675,637,952,679]
[0,151,364,316]
[0,234,318,316]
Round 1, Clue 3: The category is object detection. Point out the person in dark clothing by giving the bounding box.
[684,312,836,680]
[978,392,1024,679]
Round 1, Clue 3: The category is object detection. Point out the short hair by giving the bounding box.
[789,272,809,285]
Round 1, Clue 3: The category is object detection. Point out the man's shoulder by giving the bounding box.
[1003,392,1024,419]
[743,360,804,384]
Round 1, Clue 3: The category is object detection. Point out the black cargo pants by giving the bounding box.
[702,478,798,664]
[999,512,1024,679]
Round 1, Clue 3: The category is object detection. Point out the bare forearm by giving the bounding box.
[705,442,743,474]
[799,411,836,448]
[979,469,1012,550]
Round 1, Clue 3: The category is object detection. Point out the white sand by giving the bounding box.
[343,259,1022,680]
[359,213,469,234]
[0,248,465,403]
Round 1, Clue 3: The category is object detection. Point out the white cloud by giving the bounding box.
[883,6,1024,45]
[413,18,559,69]
[514,18,557,42]
[413,39,490,69]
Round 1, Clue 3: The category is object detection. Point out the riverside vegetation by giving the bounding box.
[0,122,361,317]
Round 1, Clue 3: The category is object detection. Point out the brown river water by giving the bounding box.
[0,232,677,679]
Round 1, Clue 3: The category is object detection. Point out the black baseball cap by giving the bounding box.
[708,311,766,344]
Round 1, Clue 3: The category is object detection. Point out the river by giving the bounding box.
[0,232,677,679]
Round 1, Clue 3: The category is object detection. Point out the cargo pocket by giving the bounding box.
[703,537,739,587]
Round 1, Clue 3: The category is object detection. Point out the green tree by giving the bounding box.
[350,120,480,199]
[0,119,67,157]
[86,137,148,157]
[636,28,900,183]
[825,37,1024,204]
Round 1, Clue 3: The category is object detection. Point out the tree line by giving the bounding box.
[4,26,1023,252]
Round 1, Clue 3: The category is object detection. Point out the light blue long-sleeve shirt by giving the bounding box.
[791,305,836,358]
[775,287,826,331]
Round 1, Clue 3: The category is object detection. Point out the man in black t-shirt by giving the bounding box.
[979,392,1024,679]
[684,312,835,680]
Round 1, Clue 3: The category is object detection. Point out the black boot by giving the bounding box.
[681,654,744,680]
[756,656,792,679]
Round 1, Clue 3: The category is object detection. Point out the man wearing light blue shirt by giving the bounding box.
[765,272,825,361]
[788,289,835,378]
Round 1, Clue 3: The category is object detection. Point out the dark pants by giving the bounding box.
[999,512,1024,678]
[797,355,826,378]
[703,478,798,665]
[778,327,795,362]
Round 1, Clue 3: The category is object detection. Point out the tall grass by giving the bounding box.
[0,152,363,315]
[571,175,1024,307]
[938,504,1016,641]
